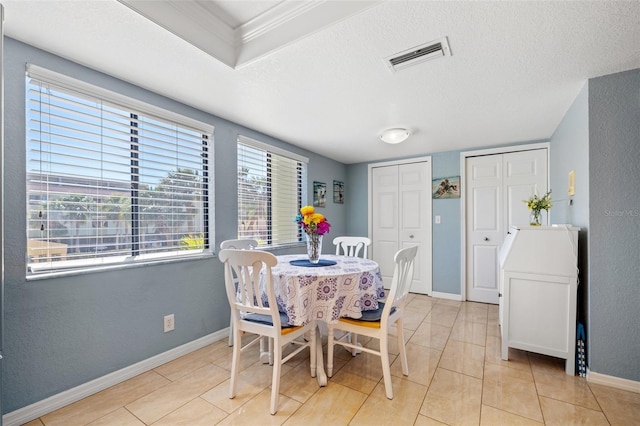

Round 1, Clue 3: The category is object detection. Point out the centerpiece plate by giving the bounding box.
[289,259,337,267]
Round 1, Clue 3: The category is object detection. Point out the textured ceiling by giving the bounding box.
[4,1,640,164]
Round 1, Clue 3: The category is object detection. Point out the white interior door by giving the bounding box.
[371,160,432,295]
[466,149,547,304]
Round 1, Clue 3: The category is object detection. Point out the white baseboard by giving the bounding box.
[432,291,463,301]
[3,329,229,426]
[587,369,640,394]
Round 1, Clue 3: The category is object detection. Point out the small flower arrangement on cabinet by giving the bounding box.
[523,190,552,226]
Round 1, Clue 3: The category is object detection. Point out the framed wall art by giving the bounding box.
[313,181,327,207]
[432,175,460,199]
[333,180,344,204]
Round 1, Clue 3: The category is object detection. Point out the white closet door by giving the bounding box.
[371,161,432,295]
[371,165,399,286]
[398,162,432,294]
[466,149,548,304]
[466,155,504,304]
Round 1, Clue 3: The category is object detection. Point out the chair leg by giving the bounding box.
[380,336,394,399]
[228,315,234,346]
[327,327,335,377]
[270,343,283,415]
[229,329,242,399]
[397,320,409,376]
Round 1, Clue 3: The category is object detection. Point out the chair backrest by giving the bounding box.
[220,239,258,250]
[383,245,418,318]
[218,249,282,328]
[333,236,371,258]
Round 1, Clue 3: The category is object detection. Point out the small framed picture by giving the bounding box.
[313,181,327,207]
[333,180,344,204]
[432,176,461,199]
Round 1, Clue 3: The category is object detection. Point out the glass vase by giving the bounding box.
[306,233,323,264]
[530,209,542,226]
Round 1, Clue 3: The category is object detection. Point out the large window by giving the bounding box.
[26,65,213,275]
[237,135,307,246]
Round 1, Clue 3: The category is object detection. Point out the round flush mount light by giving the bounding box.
[380,128,410,144]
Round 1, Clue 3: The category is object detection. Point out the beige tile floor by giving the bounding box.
[25,295,639,425]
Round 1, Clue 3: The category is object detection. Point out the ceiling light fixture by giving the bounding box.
[380,128,410,144]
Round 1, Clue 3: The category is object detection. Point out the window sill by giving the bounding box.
[26,250,215,281]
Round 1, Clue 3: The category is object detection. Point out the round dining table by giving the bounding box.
[272,254,385,326]
[268,254,385,386]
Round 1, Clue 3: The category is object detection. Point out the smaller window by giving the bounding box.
[237,136,308,246]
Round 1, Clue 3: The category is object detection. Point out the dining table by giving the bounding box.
[267,253,385,386]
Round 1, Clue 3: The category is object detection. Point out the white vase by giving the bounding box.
[306,233,323,264]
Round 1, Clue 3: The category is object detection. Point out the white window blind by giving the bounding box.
[26,66,213,274]
[237,136,307,246]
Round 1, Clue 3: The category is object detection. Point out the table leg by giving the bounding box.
[315,324,327,386]
[349,333,363,356]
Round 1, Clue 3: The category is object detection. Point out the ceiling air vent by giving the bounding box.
[385,37,451,72]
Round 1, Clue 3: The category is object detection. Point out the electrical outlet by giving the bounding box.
[163,314,175,332]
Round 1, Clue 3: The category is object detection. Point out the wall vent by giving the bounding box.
[385,37,451,72]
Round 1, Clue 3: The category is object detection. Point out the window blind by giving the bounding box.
[237,136,307,246]
[26,67,213,274]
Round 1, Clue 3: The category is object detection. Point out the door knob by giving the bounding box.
[409,235,414,238]
[484,237,489,241]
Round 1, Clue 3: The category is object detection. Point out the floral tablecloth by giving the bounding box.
[270,254,385,326]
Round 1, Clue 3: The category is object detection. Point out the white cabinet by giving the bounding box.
[499,225,579,375]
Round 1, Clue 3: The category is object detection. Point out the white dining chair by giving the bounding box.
[333,235,372,355]
[219,239,258,346]
[219,249,317,415]
[333,236,371,258]
[220,239,258,250]
[326,245,417,399]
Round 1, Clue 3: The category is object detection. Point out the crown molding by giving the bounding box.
[238,1,322,45]
[118,0,381,69]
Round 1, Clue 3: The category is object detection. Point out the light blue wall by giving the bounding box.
[550,84,590,228]
[548,83,590,329]
[2,38,346,413]
[588,69,640,381]
[345,162,369,237]
[430,152,461,295]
